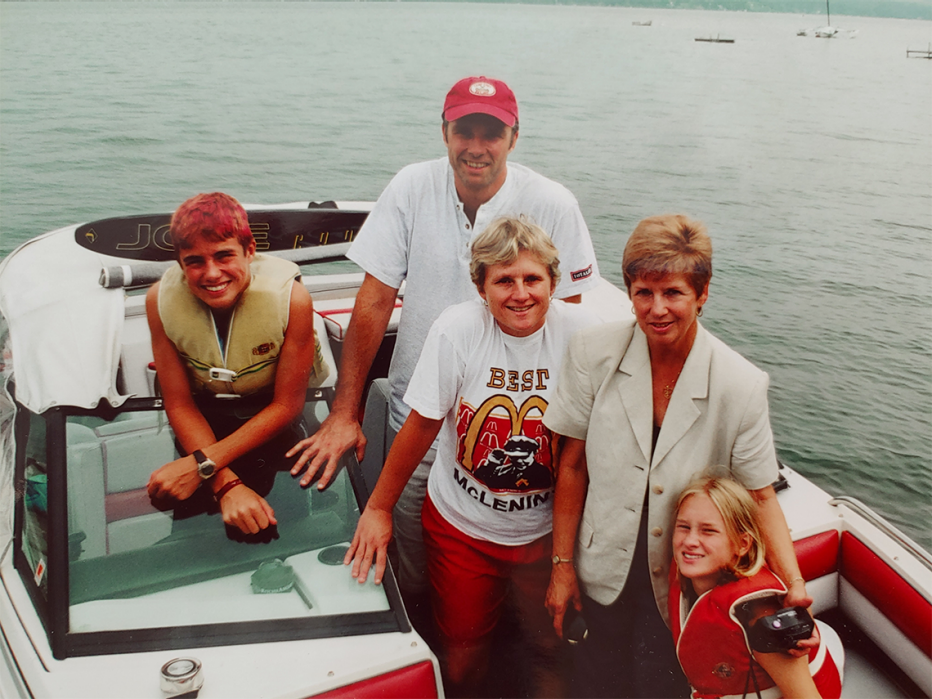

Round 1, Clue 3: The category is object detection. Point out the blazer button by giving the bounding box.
[651,527,663,537]
[652,566,663,575]
[652,484,664,495]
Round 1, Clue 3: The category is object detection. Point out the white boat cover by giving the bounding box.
[0,227,128,413]
[0,227,129,549]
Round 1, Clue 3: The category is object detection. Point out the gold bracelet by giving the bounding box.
[788,576,805,585]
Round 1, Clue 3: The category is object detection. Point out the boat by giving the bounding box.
[797,0,858,38]
[695,35,735,44]
[632,20,652,27]
[0,204,442,699]
[907,44,932,59]
[0,204,930,698]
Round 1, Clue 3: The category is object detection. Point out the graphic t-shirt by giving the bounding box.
[405,298,599,545]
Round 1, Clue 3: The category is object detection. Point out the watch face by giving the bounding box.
[196,457,216,479]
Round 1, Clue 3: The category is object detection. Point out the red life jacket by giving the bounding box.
[668,566,842,699]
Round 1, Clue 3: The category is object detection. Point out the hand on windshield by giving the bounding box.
[545,563,582,640]
[344,505,392,585]
[147,454,202,501]
[287,413,367,490]
[217,483,277,534]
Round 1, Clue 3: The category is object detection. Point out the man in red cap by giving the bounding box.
[287,75,600,601]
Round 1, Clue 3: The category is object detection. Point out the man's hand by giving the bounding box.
[147,455,202,501]
[288,413,367,489]
[216,483,277,534]
[343,505,392,585]
[545,563,582,639]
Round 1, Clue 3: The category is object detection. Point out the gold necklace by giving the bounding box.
[662,366,684,400]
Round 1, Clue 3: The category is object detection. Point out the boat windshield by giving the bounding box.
[15,394,399,655]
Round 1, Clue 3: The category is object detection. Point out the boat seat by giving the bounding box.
[66,413,176,561]
[358,378,396,498]
[793,528,932,696]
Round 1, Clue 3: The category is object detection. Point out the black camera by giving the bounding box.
[563,606,588,645]
[747,606,814,653]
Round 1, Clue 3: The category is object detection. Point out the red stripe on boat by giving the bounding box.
[313,660,438,698]
[794,530,840,580]
[841,531,932,658]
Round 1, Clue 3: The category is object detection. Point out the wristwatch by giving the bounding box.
[193,450,218,479]
[552,555,573,565]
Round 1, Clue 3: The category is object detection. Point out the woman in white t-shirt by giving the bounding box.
[344,216,598,696]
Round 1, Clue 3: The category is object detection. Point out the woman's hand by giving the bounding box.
[546,563,582,639]
[344,506,393,585]
[783,578,818,655]
[784,577,814,609]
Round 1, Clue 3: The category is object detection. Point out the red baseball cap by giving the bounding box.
[442,76,518,127]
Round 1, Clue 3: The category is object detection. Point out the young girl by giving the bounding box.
[669,477,844,699]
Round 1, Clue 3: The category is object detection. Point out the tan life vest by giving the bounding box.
[158,254,329,397]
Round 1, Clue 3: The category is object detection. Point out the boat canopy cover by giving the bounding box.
[0,227,129,414]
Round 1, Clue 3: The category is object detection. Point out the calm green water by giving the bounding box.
[1,2,930,548]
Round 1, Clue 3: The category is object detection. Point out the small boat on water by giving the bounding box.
[0,204,929,698]
[695,35,735,44]
[907,44,932,59]
[632,20,652,26]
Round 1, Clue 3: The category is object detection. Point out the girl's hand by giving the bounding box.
[787,620,820,658]
[344,506,393,585]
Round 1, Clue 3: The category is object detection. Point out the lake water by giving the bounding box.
[1,2,930,549]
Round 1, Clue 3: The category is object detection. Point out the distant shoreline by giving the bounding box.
[1,0,931,22]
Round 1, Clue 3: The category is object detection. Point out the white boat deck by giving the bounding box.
[843,645,911,698]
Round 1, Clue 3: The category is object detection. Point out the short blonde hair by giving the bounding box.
[469,216,560,291]
[675,476,766,580]
[622,214,712,296]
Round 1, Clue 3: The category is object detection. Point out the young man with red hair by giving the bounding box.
[146,192,322,536]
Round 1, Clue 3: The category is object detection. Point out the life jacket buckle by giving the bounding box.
[208,367,237,383]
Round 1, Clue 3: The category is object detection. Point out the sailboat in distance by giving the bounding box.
[797,0,855,38]
[814,0,838,38]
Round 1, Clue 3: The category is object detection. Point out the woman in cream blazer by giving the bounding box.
[543,215,812,698]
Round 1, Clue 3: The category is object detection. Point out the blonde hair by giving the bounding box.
[622,214,712,296]
[675,476,766,581]
[470,216,560,291]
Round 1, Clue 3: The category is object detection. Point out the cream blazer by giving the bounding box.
[543,320,779,624]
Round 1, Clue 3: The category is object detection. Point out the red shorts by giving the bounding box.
[421,493,553,649]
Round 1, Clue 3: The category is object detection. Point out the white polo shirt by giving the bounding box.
[348,156,601,431]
